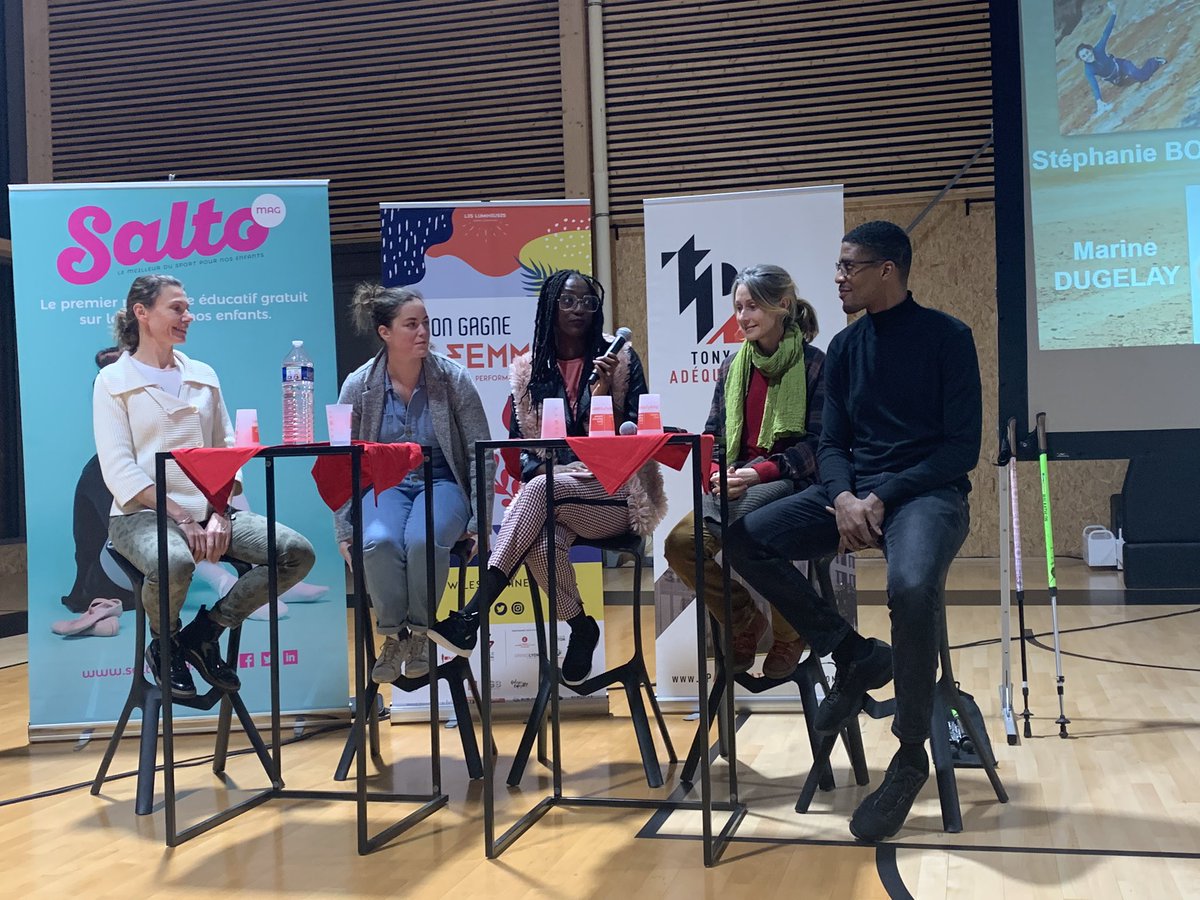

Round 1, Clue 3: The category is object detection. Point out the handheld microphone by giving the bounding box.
[588,327,633,386]
[619,421,638,435]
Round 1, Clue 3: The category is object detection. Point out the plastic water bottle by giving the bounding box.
[282,340,314,444]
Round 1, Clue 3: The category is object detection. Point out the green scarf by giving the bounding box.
[724,325,807,461]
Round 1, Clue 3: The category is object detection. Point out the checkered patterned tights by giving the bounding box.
[490,472,633,618]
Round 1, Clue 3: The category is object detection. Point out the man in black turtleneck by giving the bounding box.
[725,220,982,842]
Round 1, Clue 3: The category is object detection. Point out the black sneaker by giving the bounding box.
[561,615,600,686]
[148,637,197,699]
[429,610,479,657]
[179,606,241,692]
[849,749,929,842]
[813,638,893,736]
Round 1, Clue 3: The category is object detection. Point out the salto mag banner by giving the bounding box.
[379,200,604,714]
[643,186,856,707]
[9,181,346,734]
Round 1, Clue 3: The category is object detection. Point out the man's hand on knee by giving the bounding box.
[831,491,885,551]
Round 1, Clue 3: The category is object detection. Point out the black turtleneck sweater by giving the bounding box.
[817,293,981,507]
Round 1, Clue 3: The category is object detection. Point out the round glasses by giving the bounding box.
[557,293,601,312]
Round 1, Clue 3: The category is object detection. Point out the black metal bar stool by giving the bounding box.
[91,543,274,816]
[680,556,871,791]
[335,537,494,781]
[506,531,676,789]
[795,609,1007,830]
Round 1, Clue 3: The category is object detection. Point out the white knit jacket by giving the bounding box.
[92,350,240,521]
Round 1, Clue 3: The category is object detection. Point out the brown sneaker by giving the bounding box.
[728,606,768,674]
[762,635,807,680]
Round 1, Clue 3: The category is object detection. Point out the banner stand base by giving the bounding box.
[28,706,350,744]
[390,695,607,724]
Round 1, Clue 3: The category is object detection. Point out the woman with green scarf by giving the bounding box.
[664,264,825,679]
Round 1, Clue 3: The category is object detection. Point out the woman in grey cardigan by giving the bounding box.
[337,284,493,682]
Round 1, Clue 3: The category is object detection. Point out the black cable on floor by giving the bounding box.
[949,605,1200,650]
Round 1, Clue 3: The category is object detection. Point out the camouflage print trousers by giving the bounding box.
[107,509,315,634]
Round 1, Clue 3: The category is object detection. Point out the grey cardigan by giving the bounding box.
[333,350,495,543]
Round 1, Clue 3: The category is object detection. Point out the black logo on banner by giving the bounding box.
[661,236,738,343]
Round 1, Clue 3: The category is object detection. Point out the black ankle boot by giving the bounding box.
[148,635,197,699]
[179,605,241,692]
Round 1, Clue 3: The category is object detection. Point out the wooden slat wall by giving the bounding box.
[602,0,993,220]
[45,0,566,242]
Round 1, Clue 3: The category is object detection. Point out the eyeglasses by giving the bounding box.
[557,293,601,312]
[834,259,885,276]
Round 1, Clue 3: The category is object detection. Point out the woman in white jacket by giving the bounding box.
[94,274,315,699]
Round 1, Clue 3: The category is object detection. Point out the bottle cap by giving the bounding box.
[292,340,303,347]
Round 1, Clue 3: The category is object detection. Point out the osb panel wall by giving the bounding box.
[610,199,1125,560]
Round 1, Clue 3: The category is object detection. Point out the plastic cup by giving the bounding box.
[541,398,567,439]
[588,395,615,435]
[637,393,663,434]
[234,409,260,447]
[325,403,353,446]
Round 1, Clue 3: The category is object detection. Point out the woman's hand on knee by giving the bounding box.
[204,512,231,564]
[180,520,208,562]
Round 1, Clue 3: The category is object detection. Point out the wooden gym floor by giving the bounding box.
[0,558,1197,899]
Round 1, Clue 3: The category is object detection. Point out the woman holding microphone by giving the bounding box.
[430,269,666,685]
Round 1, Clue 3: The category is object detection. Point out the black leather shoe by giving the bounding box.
[179,606,241,692]
[148,637,197,699]
[813,638,893,736]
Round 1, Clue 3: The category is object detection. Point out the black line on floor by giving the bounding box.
[638,827,1200,862]
[876,844,915,900]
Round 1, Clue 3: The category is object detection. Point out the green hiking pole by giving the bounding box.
[1036,413,1070,738]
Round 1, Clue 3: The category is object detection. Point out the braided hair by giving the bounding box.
[526,269,607,399]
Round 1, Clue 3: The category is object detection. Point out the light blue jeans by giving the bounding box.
[361,478,471,634]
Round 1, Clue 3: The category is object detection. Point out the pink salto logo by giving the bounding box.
[55,196,281,285]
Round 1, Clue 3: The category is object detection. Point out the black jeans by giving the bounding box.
[724,476,970,743]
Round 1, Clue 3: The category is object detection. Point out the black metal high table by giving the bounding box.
[153,442,447,853]
[474,434,747,867]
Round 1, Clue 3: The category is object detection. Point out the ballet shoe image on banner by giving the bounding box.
[51,597,123,638]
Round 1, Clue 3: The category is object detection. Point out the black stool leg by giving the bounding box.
[795,656,836,792]
[930,687,962,834]
[446,662,484,780]
[508,576,553,786]
[624,676,663,788]
[681,663,726,784]
[508,658,553,786]
[463,664,499,759]
[90,691,140,795]
[630,551,675,764]
[212,625,242,774]
[92,602,149,797]
[795,733,838,813]
[135,690,162,816]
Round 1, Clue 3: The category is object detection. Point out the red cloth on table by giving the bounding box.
[565,433,672,494]
[655,433,715,490]
[310,441,424,511]
[170,446,262,513]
